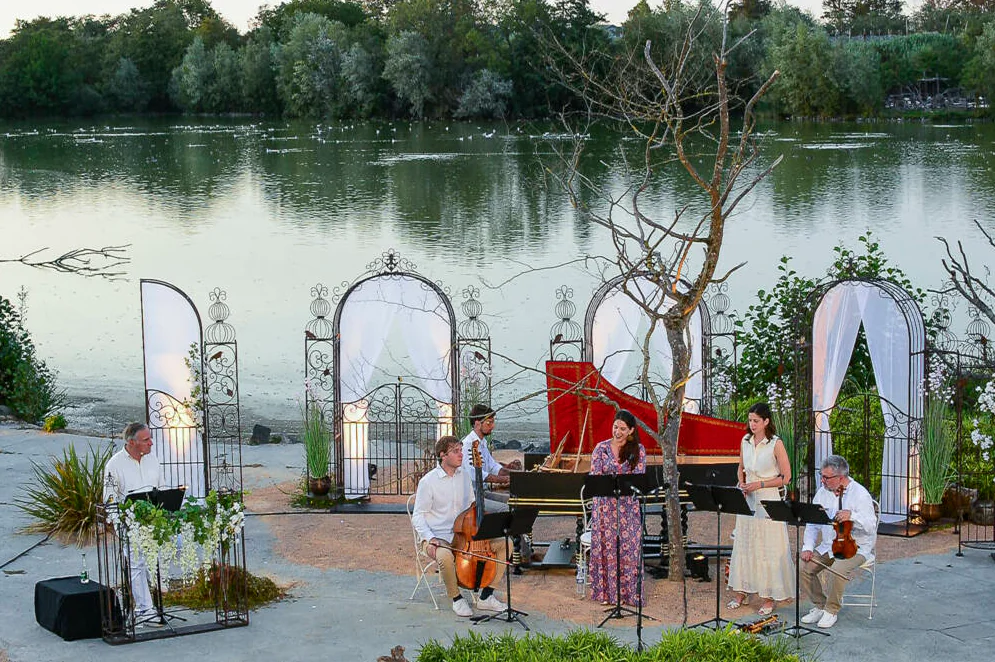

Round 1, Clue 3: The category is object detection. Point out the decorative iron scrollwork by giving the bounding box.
[549,285,583,360]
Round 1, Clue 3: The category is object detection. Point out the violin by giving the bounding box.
[451,439,499,590]
[831,484,858,560]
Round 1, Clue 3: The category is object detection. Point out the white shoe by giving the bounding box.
[800,607,824,624]
[817,611,838,629]
[451,598,472,617]
[474,594,507,613]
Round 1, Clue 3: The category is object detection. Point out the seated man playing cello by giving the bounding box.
[799,454,877,629]
[411,435,508,617]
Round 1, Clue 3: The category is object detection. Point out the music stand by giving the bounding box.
[761,499,833,639]
[470,507,539,630]
[687,484,753,630]
[583,472,650,627]
[629,472,668,652]
[125,487,186,629]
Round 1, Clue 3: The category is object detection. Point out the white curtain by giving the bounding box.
[590,277,702,407]
[338,276,453,403]
[862,291,922,522]
[342,400,370,497]
[812,282,924,523]
[141,280,205,498]
[811,284,865,470]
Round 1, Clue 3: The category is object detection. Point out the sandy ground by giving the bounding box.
[245,479,964,627]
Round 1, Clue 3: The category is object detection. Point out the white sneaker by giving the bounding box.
[451,598,472,617]
[817,611,838,629]
[474,594,507,613]
[800,607,824,624]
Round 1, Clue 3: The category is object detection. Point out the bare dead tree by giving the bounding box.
[937,220,995,332]
[0,245,131,280]
[543,4,781,579]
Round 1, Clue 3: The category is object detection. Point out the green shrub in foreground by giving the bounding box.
[0,295,62,423]
[416,628,808,662]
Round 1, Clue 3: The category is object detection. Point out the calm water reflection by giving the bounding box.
[1,119,992,428]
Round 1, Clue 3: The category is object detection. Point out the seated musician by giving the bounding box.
[799,454,877,629]
[412,435,508,617]
[461,404,522,488]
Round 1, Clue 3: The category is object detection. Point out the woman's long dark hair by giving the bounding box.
[615,409,641,470]
[747,402,777,440]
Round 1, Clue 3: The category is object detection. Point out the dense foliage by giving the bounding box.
[416,629,806,661]
[733,232,927,402]
[0,294,61,422]
[2,0,995,120]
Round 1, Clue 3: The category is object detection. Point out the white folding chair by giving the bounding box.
[842,499,879,619]
[405,493,440,609]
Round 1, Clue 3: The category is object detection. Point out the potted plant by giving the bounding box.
[918,359,955,521]
[302,398,332,496]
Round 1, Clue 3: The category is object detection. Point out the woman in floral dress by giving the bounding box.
[588,409,647,606]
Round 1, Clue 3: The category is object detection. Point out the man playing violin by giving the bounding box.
[461,404,522,488]
[799,454,877,629]
[411,435,508,617]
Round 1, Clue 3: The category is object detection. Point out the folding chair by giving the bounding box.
[577,484,594,591]
[842,499,879,619]
[405,493,440,609]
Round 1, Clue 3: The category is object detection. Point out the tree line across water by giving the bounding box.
[2,0,995,120]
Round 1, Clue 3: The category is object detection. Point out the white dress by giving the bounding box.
[727,435,795,601]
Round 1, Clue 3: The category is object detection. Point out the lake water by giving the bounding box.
[1,118,992,433]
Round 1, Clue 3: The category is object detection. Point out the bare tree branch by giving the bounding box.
[0,245,131,280]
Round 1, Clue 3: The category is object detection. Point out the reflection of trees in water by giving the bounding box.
[0,119,248,202]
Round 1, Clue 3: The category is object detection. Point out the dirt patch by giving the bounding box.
[245,482,959,626]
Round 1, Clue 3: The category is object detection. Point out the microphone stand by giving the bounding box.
[630,484,659,652]
[598,474,640,625]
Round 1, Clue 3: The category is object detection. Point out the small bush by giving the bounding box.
[15,442,114,546]
[416,628,807,662]
[43,414,67,432]
[162,563,285,611]
[0,295,62,423]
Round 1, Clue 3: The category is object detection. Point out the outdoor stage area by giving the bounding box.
[2,424,993,662]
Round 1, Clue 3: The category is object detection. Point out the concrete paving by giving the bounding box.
[1,425,993,661]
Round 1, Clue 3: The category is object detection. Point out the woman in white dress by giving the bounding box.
[726,402,795,615]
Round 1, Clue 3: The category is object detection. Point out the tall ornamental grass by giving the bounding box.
[15,443,114,546]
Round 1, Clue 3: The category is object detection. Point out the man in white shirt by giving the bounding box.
[104,422,163,625]
[460,404,521,488]
[799,454,877,629]
[412,435,508,617]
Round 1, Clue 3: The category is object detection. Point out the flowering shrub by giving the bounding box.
[919,356,955,504]
[118,490,244,581]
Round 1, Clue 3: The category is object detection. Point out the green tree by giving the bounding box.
[766,23,841,116]
[106,56,151,111]
[455,68,512,118]
[273,13,352,117]
[206,42,242,112]
[382,30,433,117]
[0,18,84,117]
[834,40,883,115]
[171,36,211,111]
[962,21,995,101]
[341,43,381,116]
[257,0,368,40]
[239,30,281,115]
[0,295,60,423]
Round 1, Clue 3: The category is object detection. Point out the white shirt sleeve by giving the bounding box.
[461,432,503,478]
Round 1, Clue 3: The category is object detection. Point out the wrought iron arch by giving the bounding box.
[792,277,926,536]
[575,272,712,412]
[327,249,459,497]
[456,286,493,435]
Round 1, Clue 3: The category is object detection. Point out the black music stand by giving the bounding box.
[470,507,539,631]
[687,483,753,630]
[125,487,186,629]
[761,499,833,639]
[583,473,651,627]
[629,472,668,652]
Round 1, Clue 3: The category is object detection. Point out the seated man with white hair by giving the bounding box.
[104,422,163,626]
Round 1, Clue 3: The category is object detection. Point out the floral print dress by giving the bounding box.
[588,440,647,606]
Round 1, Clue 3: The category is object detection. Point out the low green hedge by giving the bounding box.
[416,629,808,662]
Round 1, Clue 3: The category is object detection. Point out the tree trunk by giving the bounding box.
[662,308,691,580]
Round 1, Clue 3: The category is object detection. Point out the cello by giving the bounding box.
[451,439,499,590]
[831,485,858,560]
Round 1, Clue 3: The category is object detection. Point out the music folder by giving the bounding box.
[125,486,186,512]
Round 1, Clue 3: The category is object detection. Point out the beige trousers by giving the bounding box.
[801,550,866,614]
[422,538,507,599]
